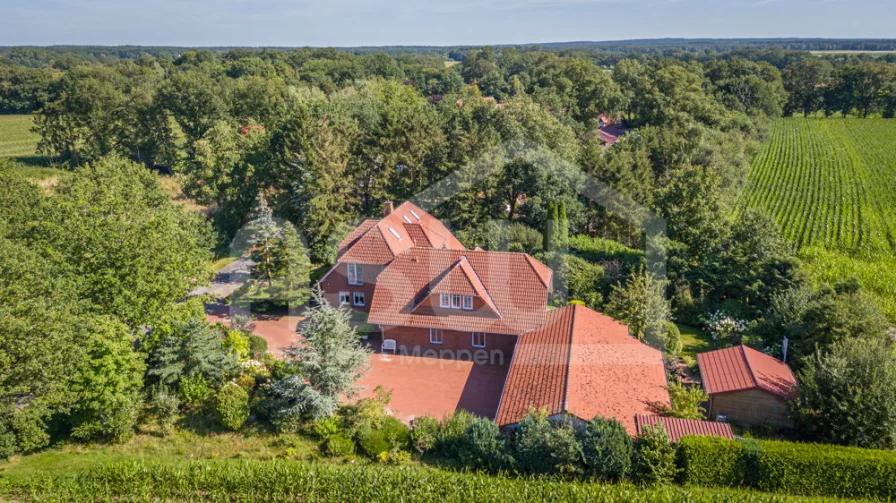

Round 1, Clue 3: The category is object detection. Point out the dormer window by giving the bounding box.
[347,263,363,285]
[439,293,473,310]
[387,227,402,240]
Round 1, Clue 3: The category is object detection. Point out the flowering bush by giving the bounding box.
[704,311,748,346]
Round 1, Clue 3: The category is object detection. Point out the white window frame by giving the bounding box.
[338,291,351,306]
[462,295,473,310]
[387,226,402,240]
[353,292,365,307]
[472,332,486,348]
[347,263,363,285]
[410,209,422,221]
[451,294,461,309]
[439,294,450,308]
[430,328,443,344]
[402,214,412,223]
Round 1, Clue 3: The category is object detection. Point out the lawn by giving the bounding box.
[0,428,320,478]
[678,323,712,361]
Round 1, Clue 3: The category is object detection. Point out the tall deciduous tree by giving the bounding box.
[792,338,896,449]
[605,267,671,349]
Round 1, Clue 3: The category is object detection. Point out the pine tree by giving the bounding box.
[270,224,312,309]
[268,289,372,423]
[248,193,281,288]
[543,202,556,252]
[558,201,569,251]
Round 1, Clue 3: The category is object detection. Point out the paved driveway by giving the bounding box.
[191,257,254,299]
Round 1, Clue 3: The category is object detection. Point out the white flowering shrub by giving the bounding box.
[704,311,748,346]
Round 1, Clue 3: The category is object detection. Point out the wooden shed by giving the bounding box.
[697,345,797,428]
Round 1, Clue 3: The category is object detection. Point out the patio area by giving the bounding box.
[357,343,510,422]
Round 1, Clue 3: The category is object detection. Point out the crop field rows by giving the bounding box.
[0,114,39,158]
[742,118,896,255]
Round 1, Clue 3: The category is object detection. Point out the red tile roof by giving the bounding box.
[336,201,465,265]
[697,345,797,400]
[368,248,550,335]
[634,415,735,443]
[428,257,501,316]
[495,304,670,434]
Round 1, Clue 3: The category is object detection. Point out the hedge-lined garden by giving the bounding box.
[0,458,857,503]
[678,436,896,500]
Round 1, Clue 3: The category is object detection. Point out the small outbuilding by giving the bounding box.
[634,414,735,443]
[697,345,797,428]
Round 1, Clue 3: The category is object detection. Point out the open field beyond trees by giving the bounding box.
[0,114,38,158]
[741,118,896,318]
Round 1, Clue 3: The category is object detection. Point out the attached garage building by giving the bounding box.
[697,345,797,428]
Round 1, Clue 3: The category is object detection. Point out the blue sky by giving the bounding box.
[0,0,893,47]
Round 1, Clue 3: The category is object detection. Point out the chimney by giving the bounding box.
[383,200,394,217]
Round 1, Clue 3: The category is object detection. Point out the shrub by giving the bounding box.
[313,416,344,440]
[462,418,514,471]
[662,378,708,420]
[247,334,268,359]
[215,383,249,431]
[792,337,896,449]
[677,436,747,487]
[435,410,477,458]
[514,410,583,475]
[755,440,896,499]
[632,423,678,485]
[223,330,251,361]
[342,386,391,435]
[410,415,439,454]
[357,417,410,458]
[150,386,180,437]
[322,434,355,457]
[581,416,633,481]
[178,373,212,410]
[663,322,682,355]
[377,447,412,465]
[676,435,896,501]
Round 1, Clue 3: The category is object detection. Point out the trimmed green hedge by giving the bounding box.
[677,436,748,487]
[0,459,848,502]
[678,436,896,500]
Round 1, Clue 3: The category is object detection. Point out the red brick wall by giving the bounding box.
[380,325,516,365]
[709,389,792,428]
[320,262,382,313]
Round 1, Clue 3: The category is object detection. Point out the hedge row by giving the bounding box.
[0,459,845,503]
[678,436,896,500]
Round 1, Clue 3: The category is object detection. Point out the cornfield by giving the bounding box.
[741,118,896,254]
[741,118,896,319]
[0,459,850,502]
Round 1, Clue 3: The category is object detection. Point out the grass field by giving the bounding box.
[741,118,896,319]
[0,114,39,158]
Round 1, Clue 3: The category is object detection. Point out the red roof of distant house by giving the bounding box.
[368,248,551,335]
[495,304,670,434]
[697,345,797,400]
[336,201,465,265]
[634,415,735,443]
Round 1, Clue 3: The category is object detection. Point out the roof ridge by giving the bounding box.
[561,305,576,414]
[739,345,760,389]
